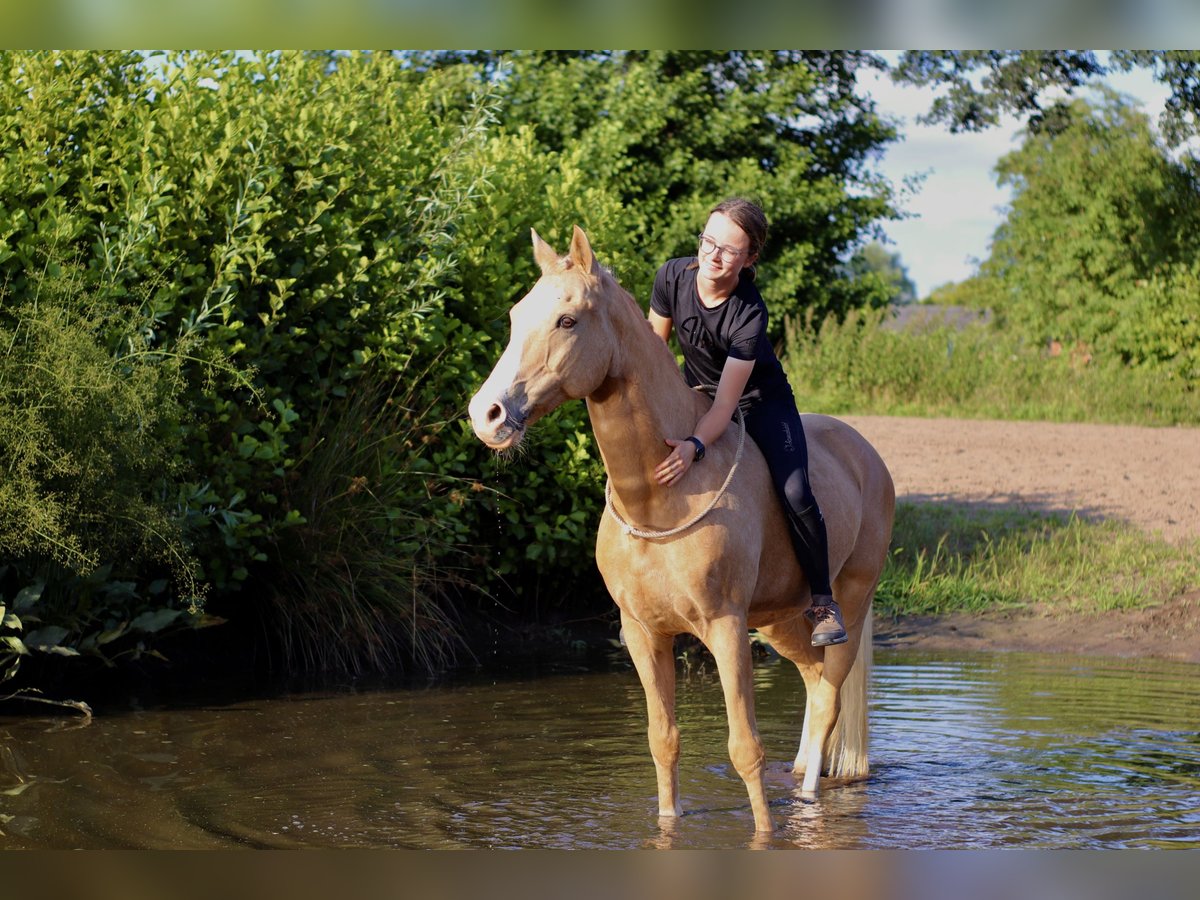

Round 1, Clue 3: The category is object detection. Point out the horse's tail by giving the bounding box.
[826,605,872,780]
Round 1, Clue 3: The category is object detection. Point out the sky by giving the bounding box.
[860,62,1179,299]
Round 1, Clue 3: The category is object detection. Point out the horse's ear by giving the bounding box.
[531,228,560,275]
[569,225,599,276]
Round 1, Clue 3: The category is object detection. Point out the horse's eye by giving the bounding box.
[557,315,577,329]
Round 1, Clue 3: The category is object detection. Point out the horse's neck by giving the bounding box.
[586,294,709,518]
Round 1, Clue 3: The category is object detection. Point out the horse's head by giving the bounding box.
[468,226,618,451]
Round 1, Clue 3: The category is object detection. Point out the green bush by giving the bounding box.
[979,95,1200,380]
[0,51,638,680]
[439,125,639,604]
[1111,262,1200,384]
[264,370,477,676]
[4,51,1197,688]
[439,51,901,336]
[0,265,220,684]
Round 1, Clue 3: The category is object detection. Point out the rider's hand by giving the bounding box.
[654,437,697,486]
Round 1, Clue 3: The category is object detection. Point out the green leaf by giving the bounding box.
[43,646,81,657]
[1,657,21,683]
[96,624,128,645]
[13,584,44,613]
[25,626,69,648]
[128,608,183,634]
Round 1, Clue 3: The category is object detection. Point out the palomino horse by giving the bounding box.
[468,227,895,832]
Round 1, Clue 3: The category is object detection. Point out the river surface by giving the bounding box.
[2,649,1197,849]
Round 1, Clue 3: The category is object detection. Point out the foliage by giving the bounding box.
[843,241,916,304]
[1109,261,1200,381]
[877,502,1200,616]
[783,306,1200,426]
[1,279,185,581]
[892,50,1200,146]
[0,50,637,680]
[892,51,1107,133]
[263,371,476,676]
[0,569,223,688]
[9,48,1194,688]
[3,48,509,560]
[883,82,1200,392]
[981,95,1200,383]
[1111,51,1200,146]
[925,275,1001,311]
[0,264,223,684]
[438,125,637,602]
[426,51,902,336]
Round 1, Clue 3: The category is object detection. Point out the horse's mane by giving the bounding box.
[597,263,647,317]
[593,263,698,400]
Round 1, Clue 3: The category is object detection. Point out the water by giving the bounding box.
[2,650,1197,849]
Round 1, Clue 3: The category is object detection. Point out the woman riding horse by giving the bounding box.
[468,220,894,833]
[648,198,847,648]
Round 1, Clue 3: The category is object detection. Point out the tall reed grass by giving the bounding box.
[784,307,1199,426]
[263,371,481,676]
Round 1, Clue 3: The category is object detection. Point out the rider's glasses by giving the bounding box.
[697,234,748,261]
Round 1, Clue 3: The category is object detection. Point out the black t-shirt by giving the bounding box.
[649,257,791,407]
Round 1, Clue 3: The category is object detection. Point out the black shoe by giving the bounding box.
[805,597,848,647]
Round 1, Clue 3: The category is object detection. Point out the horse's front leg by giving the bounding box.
[620,611,681,820]
[706,614,773,833]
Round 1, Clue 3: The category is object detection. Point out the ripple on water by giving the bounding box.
[1,651,1198,848]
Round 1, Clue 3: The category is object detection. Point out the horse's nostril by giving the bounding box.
[486,402,505,425]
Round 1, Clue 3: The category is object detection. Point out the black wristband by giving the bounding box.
[685,435,705,461]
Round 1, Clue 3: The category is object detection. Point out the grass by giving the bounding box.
[779,308,1200,619]
[783,307,1200,427]
[877,502,1200,617]
[264,371,476,677]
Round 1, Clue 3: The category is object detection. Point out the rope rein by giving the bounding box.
[604,386,747,540]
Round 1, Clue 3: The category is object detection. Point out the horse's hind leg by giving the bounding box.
[759,613,861,794]
[793,661,822,776]
[620,611,682,819]
[706,614,773,832]
[798,624,869,793]
[756,619,824,778]
[797,648,854,793]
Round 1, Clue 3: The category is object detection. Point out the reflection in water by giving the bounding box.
[1,650,1198,848]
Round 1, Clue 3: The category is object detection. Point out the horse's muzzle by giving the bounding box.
[469,395,527,450]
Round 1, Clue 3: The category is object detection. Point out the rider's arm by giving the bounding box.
[653,355,752,484]
[691,356,753,449]
[648,309,673,344]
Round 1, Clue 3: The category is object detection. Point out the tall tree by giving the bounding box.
[892,50,1200,147]
[980,93,1200,375]
[426,51,903,335]
[845,241,917,304]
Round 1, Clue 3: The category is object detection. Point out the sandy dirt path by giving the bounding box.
[841,415,1200,544]
[833,415,1200,662]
